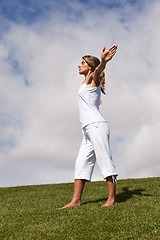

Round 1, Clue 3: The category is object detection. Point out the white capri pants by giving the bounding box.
[74,122,118,181]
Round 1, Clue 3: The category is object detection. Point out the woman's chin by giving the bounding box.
[79,71,85,75]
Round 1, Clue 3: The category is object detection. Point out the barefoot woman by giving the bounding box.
[60,45,118,209]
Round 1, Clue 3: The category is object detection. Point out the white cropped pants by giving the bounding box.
[74,122,118,181]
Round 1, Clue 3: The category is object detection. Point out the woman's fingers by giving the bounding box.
[108,45,117,55]
[103,45,117,55]
[109,45,118,51]
[101,45,117,61]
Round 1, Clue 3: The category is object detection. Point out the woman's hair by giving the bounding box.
[100,71,106,95]
[82,55,106,94]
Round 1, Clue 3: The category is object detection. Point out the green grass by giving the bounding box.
[0,178,160,240]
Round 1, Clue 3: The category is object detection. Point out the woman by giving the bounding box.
[60,45,118,209]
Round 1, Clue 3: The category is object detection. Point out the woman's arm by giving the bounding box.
[93,45,117,85]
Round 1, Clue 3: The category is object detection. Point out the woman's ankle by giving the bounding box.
[71,197,81,205]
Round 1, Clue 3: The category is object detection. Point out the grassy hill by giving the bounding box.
[0,177,159,240]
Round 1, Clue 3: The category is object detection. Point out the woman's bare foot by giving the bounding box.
[101,199,117,207]
[58,199,81,209]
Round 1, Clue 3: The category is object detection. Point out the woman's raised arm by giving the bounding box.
[93,45,117,85]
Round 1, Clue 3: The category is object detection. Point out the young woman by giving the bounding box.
[60,45,118,209]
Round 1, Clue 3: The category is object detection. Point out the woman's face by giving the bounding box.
[78,59,90,76]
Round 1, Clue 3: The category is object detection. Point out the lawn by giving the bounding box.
[0,177,159,239]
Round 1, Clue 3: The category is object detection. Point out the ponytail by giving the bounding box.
[100,71,106,94]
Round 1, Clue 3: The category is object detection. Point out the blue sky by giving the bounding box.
[0,0,145,23]
[0,0,160,187]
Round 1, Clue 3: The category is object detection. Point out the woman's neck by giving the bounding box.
[84,72,93,84]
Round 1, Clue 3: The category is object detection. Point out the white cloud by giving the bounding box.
[0,0,160,186]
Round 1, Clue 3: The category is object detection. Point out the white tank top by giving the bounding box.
[77,83,107,128]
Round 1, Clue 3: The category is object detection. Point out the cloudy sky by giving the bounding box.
[0,0,160,187]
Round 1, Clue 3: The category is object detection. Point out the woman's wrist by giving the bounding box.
[101,59,107,67]
[101,58,108,64]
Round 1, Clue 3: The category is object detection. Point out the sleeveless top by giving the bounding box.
[77,83,107,128]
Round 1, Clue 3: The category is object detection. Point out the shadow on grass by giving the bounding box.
[116,187,151,203]
[82,187,151,205]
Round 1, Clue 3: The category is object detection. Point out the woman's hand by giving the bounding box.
[93,45,117,86]
[101,45,117,63]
